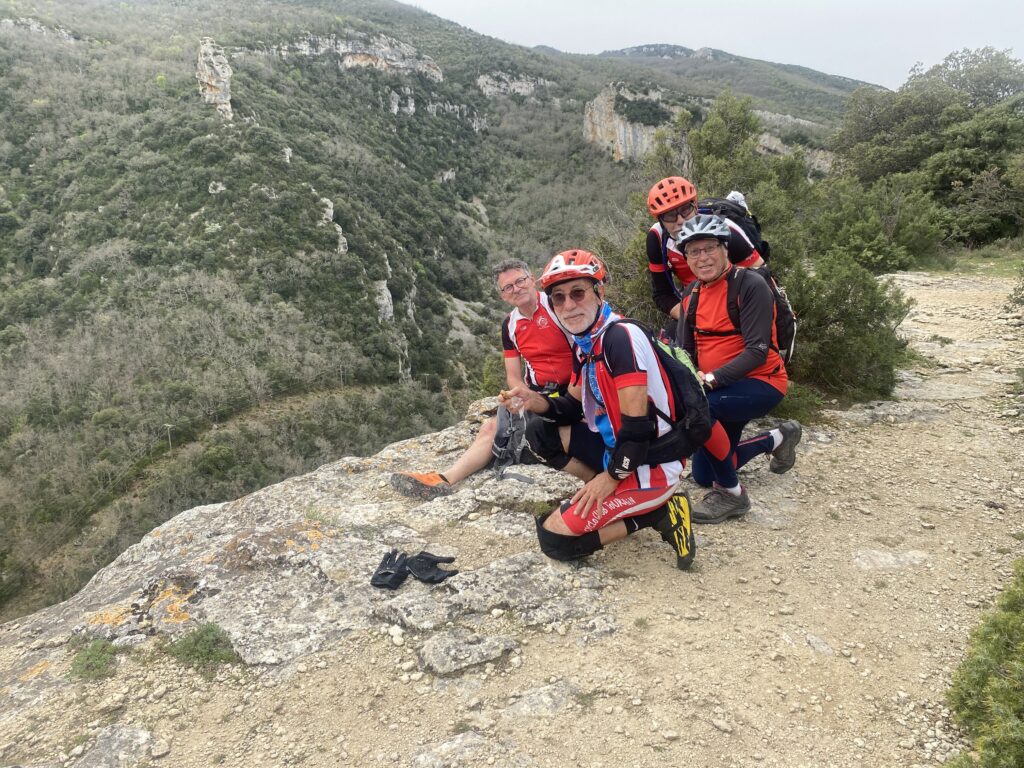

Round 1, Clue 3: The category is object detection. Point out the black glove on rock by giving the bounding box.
[406,551,458,584]
[370,549,409,590]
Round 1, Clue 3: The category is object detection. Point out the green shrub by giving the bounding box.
[164,623,240,671]
[1006,263,1024,311]
[69,639,117,680]
[787,253,912,399]
[947,558,1024,767]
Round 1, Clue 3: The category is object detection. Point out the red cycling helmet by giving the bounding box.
[647,176,698,218]
[540,249,607,292]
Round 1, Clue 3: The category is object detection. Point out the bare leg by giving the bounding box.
[542,509,627,545]
[557,426,599,481]
[441,417,498,486]
[563,458,596,482]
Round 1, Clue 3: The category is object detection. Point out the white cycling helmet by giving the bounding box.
[675,214,731,249]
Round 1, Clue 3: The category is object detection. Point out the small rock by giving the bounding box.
[151,740,171,758]
[712,719,734,734]
[662,730,679,741]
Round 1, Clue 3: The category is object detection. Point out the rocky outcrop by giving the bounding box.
[758,132,834,175]
[476,72,555,98]
[0,16,80,42]
[196,38,233,121]
[316,196,348,254]
[583,86,667,162]
[264,31,443,82]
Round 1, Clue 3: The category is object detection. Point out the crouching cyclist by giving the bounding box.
[676,215,801,524]
[502,250,696,570]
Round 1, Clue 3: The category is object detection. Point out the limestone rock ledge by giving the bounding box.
[0,399,616,703]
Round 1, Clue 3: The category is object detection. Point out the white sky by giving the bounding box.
[407,0,1023,90]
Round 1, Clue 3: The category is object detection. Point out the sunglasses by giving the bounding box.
[549,287,593,307]
[499,275,532,295]
[658,202,696,223]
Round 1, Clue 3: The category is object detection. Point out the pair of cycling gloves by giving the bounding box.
[370,549,458,589]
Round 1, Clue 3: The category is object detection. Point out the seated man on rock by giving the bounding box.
[391,259,603,499]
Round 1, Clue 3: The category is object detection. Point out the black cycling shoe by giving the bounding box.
[769,420,802,475]
[656,491,696,570]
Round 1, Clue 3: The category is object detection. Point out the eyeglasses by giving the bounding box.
[498,275,532,295]
[684,243,724,259]
[549,287,592,307]
[658,202,696,223]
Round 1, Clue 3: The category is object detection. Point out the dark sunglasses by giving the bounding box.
[549,287,592,307]
[658,202,696,223]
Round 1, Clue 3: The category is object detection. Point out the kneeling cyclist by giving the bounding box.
[676,215,801,524]
[503,250,696,570]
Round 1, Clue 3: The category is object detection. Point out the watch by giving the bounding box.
[703,372,716,389]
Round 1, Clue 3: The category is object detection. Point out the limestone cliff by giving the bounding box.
[476,72,555,98]
[583,86,666,162]
[196,38,233,121]
[263,31,443,82]
[0,16,80,42]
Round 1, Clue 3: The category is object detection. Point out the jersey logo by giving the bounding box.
[536,316,549,329]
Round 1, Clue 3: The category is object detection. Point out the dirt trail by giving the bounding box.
[3,270,1022,768]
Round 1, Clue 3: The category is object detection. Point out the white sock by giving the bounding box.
[721,483,743,497]
[769,428,783,450]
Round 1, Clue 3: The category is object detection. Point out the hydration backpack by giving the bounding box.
[683,266,797,365]
[599,320,712,462]
[697,197,772,262]
[491,405,528,477]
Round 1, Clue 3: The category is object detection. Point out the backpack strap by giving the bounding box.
[690,268,742,338]
[657,224,683,300]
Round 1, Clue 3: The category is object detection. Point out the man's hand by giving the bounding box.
[570,471,619,519]
[670,302,681,321]
[499,384,549,415]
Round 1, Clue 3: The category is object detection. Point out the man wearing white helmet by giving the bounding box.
[503,249,696,570]
[675,215,801,524]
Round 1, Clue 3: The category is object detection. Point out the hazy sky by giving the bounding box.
[407,0,1022,90]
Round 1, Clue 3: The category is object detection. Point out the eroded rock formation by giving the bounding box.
[196,38,233,121]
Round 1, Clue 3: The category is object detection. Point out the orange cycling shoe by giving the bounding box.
[390,471,453,500]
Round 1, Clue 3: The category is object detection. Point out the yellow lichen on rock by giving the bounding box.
[18,659,51,683]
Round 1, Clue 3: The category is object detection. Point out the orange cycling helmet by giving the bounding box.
[647,176,698,218]
[540,249,607,292]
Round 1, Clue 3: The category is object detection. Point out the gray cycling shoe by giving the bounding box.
[769,420,802,474]
[692,486,750,525]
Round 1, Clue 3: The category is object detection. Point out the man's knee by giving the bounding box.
[535,510,601,561]
[526,418,571,469]
[479,416,498,441]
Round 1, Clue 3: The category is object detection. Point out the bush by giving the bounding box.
[947,558,1024,767]
[69,639,117,680]
[164,623,241,671]
[787,253,912,399]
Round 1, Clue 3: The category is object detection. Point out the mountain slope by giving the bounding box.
[0,0,862,617]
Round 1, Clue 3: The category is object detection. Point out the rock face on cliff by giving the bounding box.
[583,86,667,162]
[265,31,443,82]
[196,38,233,121]
[0,16,80,42]
[476,72,555,98]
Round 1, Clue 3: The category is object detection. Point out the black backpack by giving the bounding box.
[596,320,712,462]
[697,197,772,262]
[683,266,797,365]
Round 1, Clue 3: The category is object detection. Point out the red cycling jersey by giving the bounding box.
[501,292,573,390]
